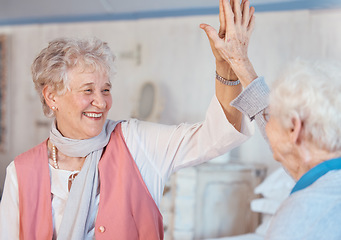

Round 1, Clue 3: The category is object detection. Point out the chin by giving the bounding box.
[86,122,106,137]
[79,128,102,139]
[272,153,280,163]
[89,130,103,138]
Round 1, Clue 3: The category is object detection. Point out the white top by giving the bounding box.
[0,95,253,239]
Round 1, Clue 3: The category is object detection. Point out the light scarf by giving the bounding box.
[49,119,120,240]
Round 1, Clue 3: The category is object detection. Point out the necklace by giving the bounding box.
[68,173,78,191]
[50,143,79,191]
[51,144,59,169]
[51,144,78,192]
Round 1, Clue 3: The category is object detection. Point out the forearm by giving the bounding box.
[229,58,258,87]
[215,60,243,131]
[231,76,269,141]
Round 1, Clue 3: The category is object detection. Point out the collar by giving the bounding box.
[291,157,341,195]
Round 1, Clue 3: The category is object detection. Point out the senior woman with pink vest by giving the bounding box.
[0,0,268,239]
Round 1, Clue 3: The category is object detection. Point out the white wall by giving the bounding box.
[1,8,341,191]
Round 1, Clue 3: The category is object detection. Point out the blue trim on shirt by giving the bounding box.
[291,157,341,194]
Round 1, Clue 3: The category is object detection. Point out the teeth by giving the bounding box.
[83,112,103,118]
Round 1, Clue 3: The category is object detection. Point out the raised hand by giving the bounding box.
[200,0,257,86]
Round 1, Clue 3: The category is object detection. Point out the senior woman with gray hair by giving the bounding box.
[201,1,341,237]
[0,0,269,239]
[204,21,341,238]
[263,60,341,239]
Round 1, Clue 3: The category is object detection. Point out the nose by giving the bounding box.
[92,92,106,109]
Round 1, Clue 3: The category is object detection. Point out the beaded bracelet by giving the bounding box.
[215,71,241,86]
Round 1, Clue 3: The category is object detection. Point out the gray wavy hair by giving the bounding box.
[270,59,341,152]
[32,37,116,117]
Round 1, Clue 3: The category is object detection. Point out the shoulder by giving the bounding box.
[267,171,341,239]
[120,118,178,140]
[293,170,341,202]
[282,170,341,214]
[5,161,17,179]
[14,140,48,166]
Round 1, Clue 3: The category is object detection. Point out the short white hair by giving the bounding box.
[32,37,116,117]
[270,59,341,152]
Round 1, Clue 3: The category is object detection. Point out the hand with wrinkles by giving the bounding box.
[200,0,258,87]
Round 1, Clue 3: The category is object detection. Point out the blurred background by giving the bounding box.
[0,0,340,239]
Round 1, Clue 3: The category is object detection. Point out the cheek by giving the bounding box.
[265,123,271,138]
[106,96,113,110]
[265,122,282,157]
[265,123,275,146]
[78,93,96,104]
[75,98,92,112]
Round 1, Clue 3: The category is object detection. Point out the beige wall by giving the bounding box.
[1,9,341,191]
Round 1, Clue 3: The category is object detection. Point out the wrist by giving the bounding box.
[215,71,240,86]
[216,61,238,81]
[230,58,258,86]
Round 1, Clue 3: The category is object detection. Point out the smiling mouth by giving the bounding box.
[83,112,103,118]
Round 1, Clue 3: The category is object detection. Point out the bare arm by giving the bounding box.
[215,61,243,131]
[201,0,257,131]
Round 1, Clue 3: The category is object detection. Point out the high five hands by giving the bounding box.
[200,0,258,87]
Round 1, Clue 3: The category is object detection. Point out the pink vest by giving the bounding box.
[15,123,164,240]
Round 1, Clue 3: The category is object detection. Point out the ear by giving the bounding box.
[289,115,303,145]
[42,85,57,109]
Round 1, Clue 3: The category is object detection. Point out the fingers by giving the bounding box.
[230,0,234,15]
[223,0,252,28]
[249,6,255,19]
[247,14,256,36]
[241,0,247,16]
[222,0,235,34]
[218,0,226,38]
[200,24,221,44]
[242,0,255,27]
[241,0,250,26]
[232,0,242,23]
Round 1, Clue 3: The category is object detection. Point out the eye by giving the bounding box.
[102,88,111,94]
[84,89,93,93]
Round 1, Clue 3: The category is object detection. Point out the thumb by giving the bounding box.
[200,24,221,44]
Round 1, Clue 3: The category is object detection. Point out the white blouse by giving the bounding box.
[0,96,253,239]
